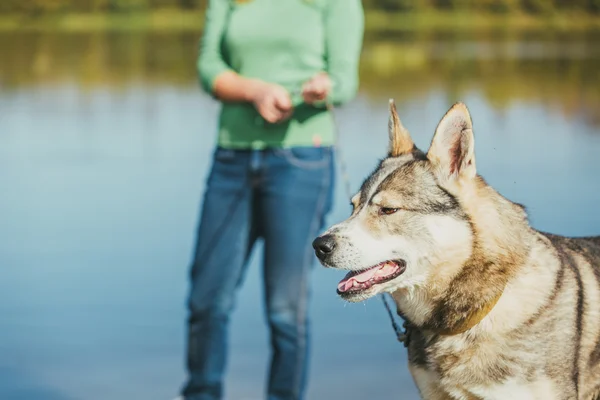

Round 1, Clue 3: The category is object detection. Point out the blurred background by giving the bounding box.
[1,1,600,399]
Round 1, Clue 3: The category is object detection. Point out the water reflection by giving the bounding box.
[1,31,600,126]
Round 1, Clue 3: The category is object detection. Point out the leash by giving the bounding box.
[326,101,411,348]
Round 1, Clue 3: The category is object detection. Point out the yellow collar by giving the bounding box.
[437,292,503,336]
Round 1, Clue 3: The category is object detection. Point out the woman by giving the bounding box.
[181,0,364,399]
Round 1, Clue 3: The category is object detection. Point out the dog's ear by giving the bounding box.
[388,99,414,157]
[427,102,476,182]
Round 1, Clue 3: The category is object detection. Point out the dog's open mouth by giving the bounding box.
[337,260,406,294]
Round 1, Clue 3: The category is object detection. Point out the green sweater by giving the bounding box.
[198,0,364,149]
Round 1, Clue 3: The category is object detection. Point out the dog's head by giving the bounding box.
[313,101,478,302]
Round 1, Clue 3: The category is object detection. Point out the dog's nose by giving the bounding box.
[312,235,336,259]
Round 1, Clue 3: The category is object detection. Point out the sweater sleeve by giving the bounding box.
[324,0,364,106]
[197,0,233,95]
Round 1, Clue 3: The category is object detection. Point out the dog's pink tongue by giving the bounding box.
[354,267,379,283]
[337,267,379,292]
[337,263,401,292]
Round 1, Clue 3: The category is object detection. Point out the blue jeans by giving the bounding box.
[182,146,335,400]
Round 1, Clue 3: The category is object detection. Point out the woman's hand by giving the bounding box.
[250,82,293,124]
[302,72,332,105]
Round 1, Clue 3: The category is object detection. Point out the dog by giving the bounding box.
[312,101,600,399]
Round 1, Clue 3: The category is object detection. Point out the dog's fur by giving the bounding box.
[313,101,600,399]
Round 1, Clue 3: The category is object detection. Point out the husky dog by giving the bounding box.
[312,101,600,399]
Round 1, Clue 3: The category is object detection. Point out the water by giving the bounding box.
[1,30,599,400]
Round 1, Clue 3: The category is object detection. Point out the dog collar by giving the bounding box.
[437,291,503,336]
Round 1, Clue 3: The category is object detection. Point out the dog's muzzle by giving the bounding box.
[312,234,336,262]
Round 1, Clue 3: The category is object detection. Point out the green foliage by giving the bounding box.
[1,0,599,14]
[0,0,209,13]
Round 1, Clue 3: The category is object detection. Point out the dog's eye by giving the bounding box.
[379,207,399,216]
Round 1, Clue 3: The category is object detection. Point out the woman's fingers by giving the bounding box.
[259,104,282,123]
[274,92,293,112]
[251,82,294,122]
[259,99,293,123]
[302,73,331,104]
[302,90,327,103]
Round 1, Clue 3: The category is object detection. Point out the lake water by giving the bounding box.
[1,30,599,400]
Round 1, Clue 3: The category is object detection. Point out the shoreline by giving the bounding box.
[1,10,600,33]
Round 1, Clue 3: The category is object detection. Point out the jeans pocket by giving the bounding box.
[275,147,331,170]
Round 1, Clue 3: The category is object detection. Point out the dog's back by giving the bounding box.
[541,233,600,399]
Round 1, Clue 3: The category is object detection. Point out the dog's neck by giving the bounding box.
[393,178,534,336]
[430,290,504,336]
[414,255,511,336]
